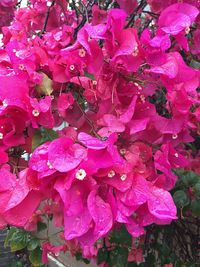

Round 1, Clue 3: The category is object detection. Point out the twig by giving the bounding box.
[73,0,96,39]
[40,0,56,36]
[125,0,147,29]
[142,10,158,18]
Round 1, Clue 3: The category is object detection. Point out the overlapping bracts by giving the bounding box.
[0,0,200,264]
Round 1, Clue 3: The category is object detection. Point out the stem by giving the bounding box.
[40,0,55,36]
[125,0,147,29]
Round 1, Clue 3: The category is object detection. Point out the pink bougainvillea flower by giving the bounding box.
[29,96,55,128]
[0,0,196,258]
[0,150,8,164]
[48,137,87,173]
[116,0,137,14]
[154,143,188,189]
[0,74,29,108]
[148,52,200,96]
[147,185,177,220]
[57,92,74,116]
[77,132,124,175]
[42,242,65,264]
[29,141,53,173]
[118,175,149,209]
[0,168,41,227]
[158,3,199,50]
[97,96,137,136]
[86,189,113,242]
[159,3,199,35]
[0,107,28,150]
[91,5,107,25]
[30,137,87,176]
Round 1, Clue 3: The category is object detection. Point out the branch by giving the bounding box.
[40,0,55,36]
[125,0,147,29]
[73,0,96,39]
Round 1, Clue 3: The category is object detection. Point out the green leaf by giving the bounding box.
[182,172,200,186]
[75,252,90,264]
[8,260,23,267]
[190,199,200,216]
[41,128,59,143]
[83,258,90,264]
[109,247,128,267]
[110,225,132,247]
[174,170,200,187]
[173,190,190,208]
[32,128,59,150]
[37,221,47,232]
[75,252,82,261]
[193,182,200,198]
[4,227,16,248]
[97,247,108,265]
[84,71,95,80]
[29,247,43,267]
[27,238,40,251]
[127,262,139,267]
[190,59,200,70]
[32,130,43,150]
[10,229,28,252]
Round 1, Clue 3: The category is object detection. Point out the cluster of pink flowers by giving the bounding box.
[0,0,200,264]
[0,0,17,31]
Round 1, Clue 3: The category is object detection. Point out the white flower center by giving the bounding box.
[76,169,87,180]
[120,174,127,181]
[108,170,115,178]
[32,109,40,117]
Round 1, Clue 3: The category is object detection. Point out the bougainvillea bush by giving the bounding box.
[0,0,200,266]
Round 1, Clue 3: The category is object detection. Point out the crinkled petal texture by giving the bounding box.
[158,3,199,35]
[148,186,177,220]
[78,132,108,150]
[119,175,149,208]
[0,74,29,108]
[48,137,87,172]
[63,181,113,245]
[0,168,41,227]
[64,208,92,240]
[87,189,113,240]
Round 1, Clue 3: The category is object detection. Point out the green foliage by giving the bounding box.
[108,247,128,267]
[173,190,190,208]
[109,225,132,247]
[190,59,200,70]
[97,247,109,265]
[172,169,200,216]
[190,199,200,215]
[27,238,40,251]
[29,247,43,266]
[75,252,91,264]
[96,227,143,267]
[4,228,28,252]
[32,128,58,150]
[84,71,95,80]
[4,227,47,267]
[37,221,47,232]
